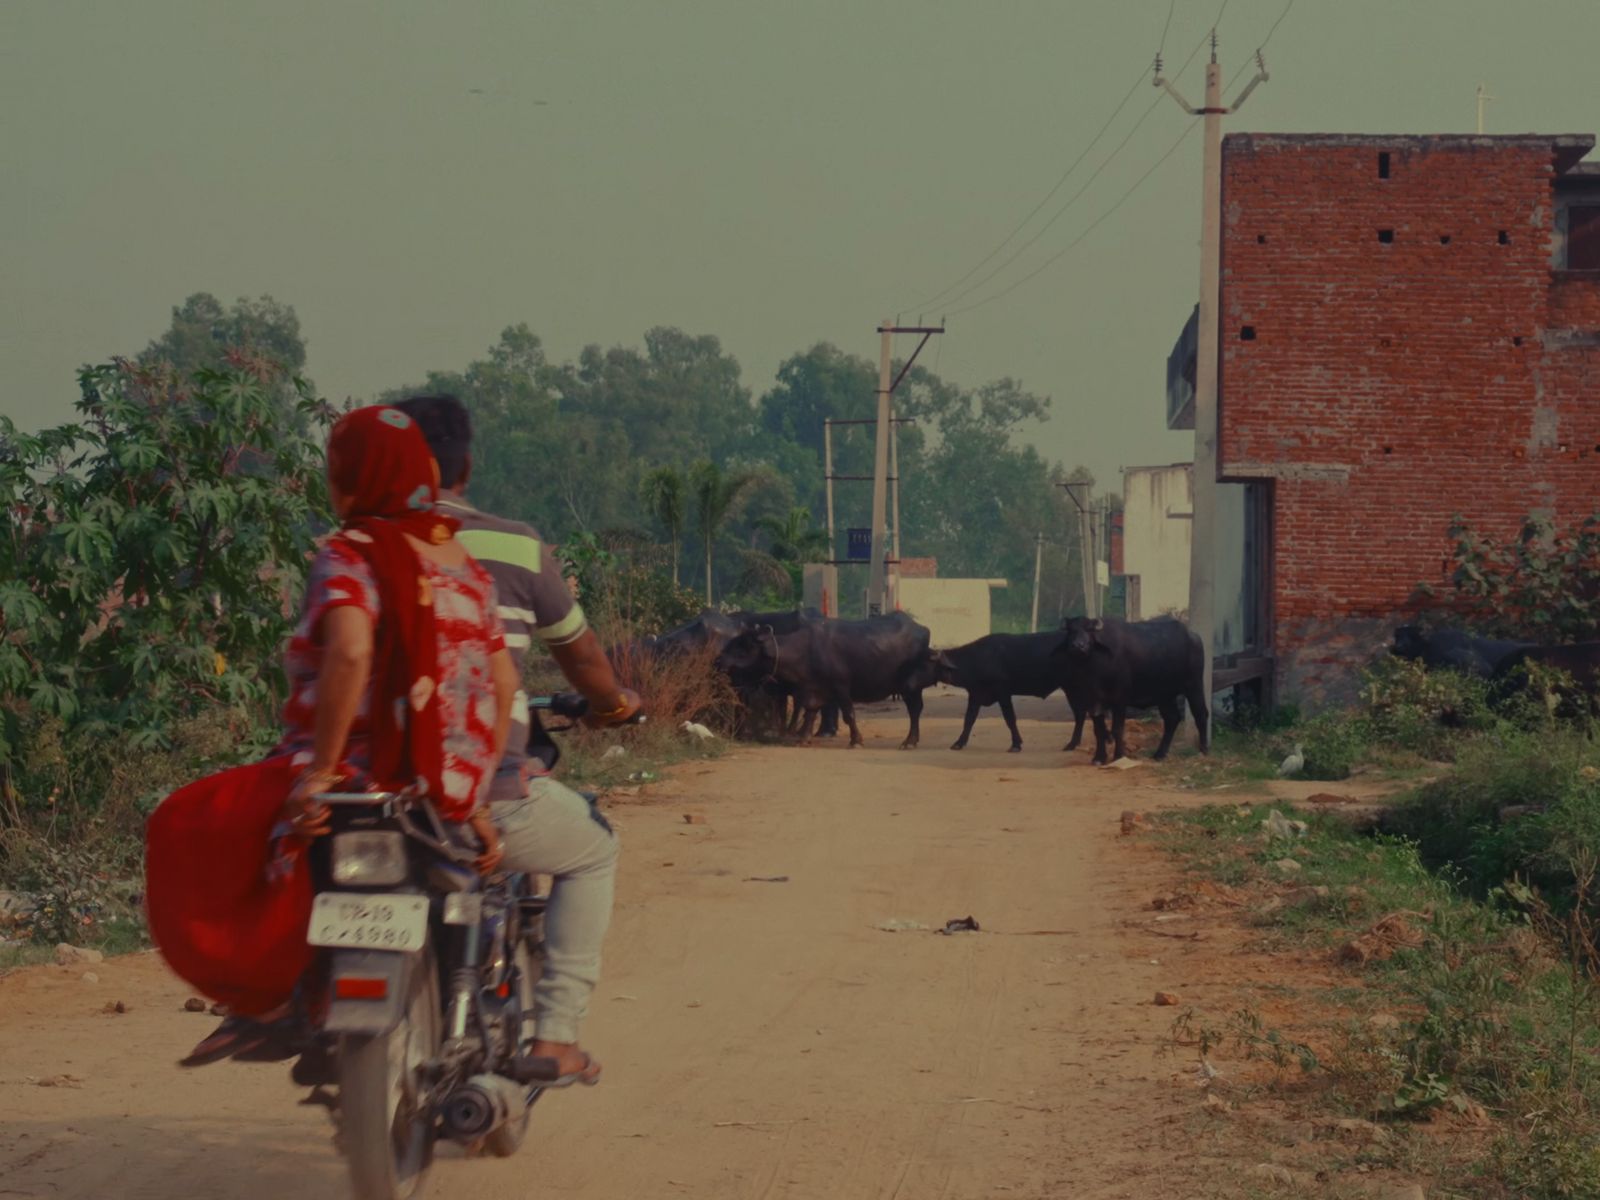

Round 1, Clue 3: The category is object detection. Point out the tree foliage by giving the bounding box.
[379,327,1104,627]
[0,355,333,754]
[1437,512,1600,642]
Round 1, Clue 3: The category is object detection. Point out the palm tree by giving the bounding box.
[756,506,831,565]
[688,460,758,604]
[639,465,686,586]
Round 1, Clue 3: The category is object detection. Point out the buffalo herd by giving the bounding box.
[626,608,1211,764]
[626,609,1599,763]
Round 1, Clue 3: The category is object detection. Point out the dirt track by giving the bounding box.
[0,692,1219,1200]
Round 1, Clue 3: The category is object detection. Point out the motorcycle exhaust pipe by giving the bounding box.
[438,1073,528,1142]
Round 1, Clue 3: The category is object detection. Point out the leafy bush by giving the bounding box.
[0,355,332,749]
[1,357,330,943]
[559,531,703,639]
[1436,510,1600,642]
[1361,655,1496,757]
[1384,725,1600,918]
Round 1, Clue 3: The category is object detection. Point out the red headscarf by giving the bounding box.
[325,405,460,800]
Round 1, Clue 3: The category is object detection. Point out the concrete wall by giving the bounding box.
[898,579,1004,649]
[1121,465,1193,621]
[1121,464,1257,656]
[1218,132,1600,704]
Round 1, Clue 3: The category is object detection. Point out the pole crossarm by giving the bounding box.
[879,324,944,397]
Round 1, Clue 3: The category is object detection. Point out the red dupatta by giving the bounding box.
[324,405,459,800]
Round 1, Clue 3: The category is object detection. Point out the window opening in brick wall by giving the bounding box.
[1378,151,1391,179]
[1257,234,1267,244]
[1567,205,1600,270]
[1383,445,1392,455]
[1514,336,1524,347]
[1439,234,1451,245]
[1240,326,1256,340]
[1378,229,1394,243]
[1498,230,1510,245]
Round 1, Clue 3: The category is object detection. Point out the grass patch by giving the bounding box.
[1156,800,1600,1199]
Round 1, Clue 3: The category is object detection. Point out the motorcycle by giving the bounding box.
[294,691,626,1200]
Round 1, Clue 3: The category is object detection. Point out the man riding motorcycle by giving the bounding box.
[395,394,640,1087]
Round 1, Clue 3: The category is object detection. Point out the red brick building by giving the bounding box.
[1168,132,1600,703]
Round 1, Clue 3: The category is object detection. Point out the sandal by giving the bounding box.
[179,1016,268,1067]
[512,1050,602,1089]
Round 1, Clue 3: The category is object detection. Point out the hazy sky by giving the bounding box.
[4,0,1595,489]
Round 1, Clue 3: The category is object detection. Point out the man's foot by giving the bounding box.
[515,1039,602,1088]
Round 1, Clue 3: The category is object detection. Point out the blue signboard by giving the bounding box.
[846,528,872,562]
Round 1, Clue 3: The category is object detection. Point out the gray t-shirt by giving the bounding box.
[439,495,588,799]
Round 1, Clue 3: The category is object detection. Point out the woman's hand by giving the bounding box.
[283,766,341,839]
[468,809,504,875]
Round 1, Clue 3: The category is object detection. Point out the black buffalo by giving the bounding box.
[726,607,838,736]
[716,612,934,749]
[1052,616,1209,763]
[1391,625,1533,678]
[1490,641,1600,716]
[931,632,1086,753]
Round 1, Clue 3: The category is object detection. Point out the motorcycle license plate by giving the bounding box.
[307,893,428,950]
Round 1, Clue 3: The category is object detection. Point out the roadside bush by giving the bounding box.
[560,531,702,639]
[1361,655,1496,756]
[1433,510,1600,642]
[1384,725,1600,919]
[1,357,328,945]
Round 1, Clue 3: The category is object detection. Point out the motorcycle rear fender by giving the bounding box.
[323,947,422,1035]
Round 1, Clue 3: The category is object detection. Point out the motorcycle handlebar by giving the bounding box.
[529,692,647,727]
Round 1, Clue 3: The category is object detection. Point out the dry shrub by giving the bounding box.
[609,642,741,734]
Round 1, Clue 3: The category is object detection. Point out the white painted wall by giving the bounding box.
[1121,464,1193,621]
[897,579,1007,649]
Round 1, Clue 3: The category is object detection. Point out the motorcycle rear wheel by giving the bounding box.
[338,948,440,1200]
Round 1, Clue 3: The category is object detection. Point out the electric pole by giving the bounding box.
[823,418,836,556]
[1155,34,1268,707]
[890,411,902,611]
[1029,531,1045,633]
[1475,83,1495,134]
[867,319,943,615]
[1060,481,1098,620]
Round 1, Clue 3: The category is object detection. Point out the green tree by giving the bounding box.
[139,292,307,377]
[639,465,688,586]
[688,460,758,604]
[0,355,333,749]
[757,506,830,564]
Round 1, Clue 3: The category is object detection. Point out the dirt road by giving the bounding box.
[0,693,1217,1199]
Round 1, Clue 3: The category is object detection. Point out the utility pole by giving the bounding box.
[867,319,943,615]
[890,413,902,611]
[823,418,836,557]
[1029,531,1045,633]
[1475,83,1495,134]
[1060,481,1098,620]
[1155,34,1268,707]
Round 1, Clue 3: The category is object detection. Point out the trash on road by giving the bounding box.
[744,875,789,883]
[873,918,930,933]
[938,916,981,935]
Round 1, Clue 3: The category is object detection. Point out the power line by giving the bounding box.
[1226,0,1296,90]
[929,21,1216,313]
[1158,0,1177,58]
[946,118,1199,317]
[908,65,1147,313]
[908,2,1220,316]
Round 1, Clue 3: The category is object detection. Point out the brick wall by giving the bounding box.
[1217,133,1600,704]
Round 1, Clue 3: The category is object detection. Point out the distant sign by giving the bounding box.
[847,528,872,562]
[1096,560,1111,588]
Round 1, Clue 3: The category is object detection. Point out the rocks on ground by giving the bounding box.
[54,944,104,967]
